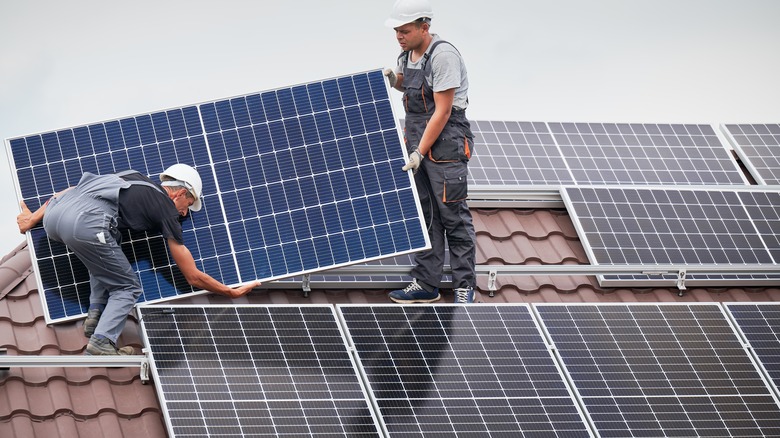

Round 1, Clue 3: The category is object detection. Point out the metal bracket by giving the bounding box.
[676,270,687,296]
[140,357,150,384]
[302,274,311,298]
[487,269,498,297]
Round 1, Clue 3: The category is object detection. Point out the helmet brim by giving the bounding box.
[385,17,415,28]
[190,197,202,212]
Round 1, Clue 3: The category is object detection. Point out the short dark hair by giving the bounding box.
[414,17,431,27]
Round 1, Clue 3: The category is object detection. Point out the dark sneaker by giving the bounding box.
[454,287,475,304]
[83,308,102,338]
[85,335,135,356]
[389,279,441,303]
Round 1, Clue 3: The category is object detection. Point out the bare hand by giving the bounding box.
[226,280,261,298]
[17,201,34,234]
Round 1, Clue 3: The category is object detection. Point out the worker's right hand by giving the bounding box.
[402,149,423,174]
[17,201,34,234]
[383,68,397,87]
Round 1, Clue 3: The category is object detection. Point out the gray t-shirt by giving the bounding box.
[395,34,469,110]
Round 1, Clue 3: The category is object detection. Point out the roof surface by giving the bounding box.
[1,208,779,437]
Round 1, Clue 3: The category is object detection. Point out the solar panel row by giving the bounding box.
[722,124,780,185]
[140,303,780,438]
[7,70,429,323]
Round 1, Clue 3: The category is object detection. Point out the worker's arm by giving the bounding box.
[168,238,260,298]
[17,187,75,233]
[402,88,455,172]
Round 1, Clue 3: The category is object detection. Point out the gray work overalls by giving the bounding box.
[44,171,166,342]
[401,40,477,291]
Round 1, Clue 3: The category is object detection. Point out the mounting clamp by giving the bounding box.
[487,269,498,297]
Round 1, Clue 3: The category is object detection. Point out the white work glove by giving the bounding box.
[402,149,423,174]
[383,68,397,88]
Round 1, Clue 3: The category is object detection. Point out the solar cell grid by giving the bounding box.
[536,303,780,438]
[727,303,780,393]
[8,70,429,323]
[723,124,780,185]
[139,305,382,438]
[339,304,591,437]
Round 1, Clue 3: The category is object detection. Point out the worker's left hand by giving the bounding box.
[383,68,397,87]
[227,280,262,298]
[402,149,423,174]
[17,201,34,234]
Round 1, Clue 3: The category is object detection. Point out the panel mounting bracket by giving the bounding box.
[487,269,498,297]
[302,274,311,298]
[676,270,687,296]
[140,356,150,384]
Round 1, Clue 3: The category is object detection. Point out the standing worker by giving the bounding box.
[17,165,260,355]
[384,0,477,304]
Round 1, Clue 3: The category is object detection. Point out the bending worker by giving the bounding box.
[384,0,477,304]
[17,164,260,355]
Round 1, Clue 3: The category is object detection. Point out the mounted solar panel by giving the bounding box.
[338,304,592,437]
[6,69,430,323]
[726,303,780,394]
[562,186,780,287]
[722,124,780,185]
[138,305,382,437]
[536,303,780,438]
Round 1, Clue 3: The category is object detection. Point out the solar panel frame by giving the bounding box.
[535,302,780,438]
[721,123,780,185]
[562,185,780,287]
[337,303,593,437]
[138,304,384,438]
[7,69,430,324]
[726,303,780,398]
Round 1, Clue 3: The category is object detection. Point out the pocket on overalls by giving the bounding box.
[443,165,469,203]
[73,210,114,245]
[431,122,473,162]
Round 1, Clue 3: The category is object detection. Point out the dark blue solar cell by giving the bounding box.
[367,70,386,97]
[207,133,227,163]
[313,236,333,266]
[267,245,286,277]
[345,230,365,260]
[299,177,318,207]
[376,162,395,192]
[223,130,242,161]
[368,132,389,162]
[229,222,250,253]
[64,160,82,186]
[127,148,146,172]
[158,141,176,167]
[253,186,272,217]
[282,242,303,273]
[111,150,130,171]
[299,115,319,145]
[353,73,373,104]
[119,118,140,148]
[236,251,256,280]
[306,144,327,175]
[237,126,257,157]
[142,144,164,174]
[353,198,372,228]
[406,220,427,248]
[314,113,335,142]
[323,79,343,109]
[321,204,340,234]
[337,201,358,231]
[284,119,304,148]
[215,100,236,131]
[214,162,235,191]
[367,194,388,225]
[277,88,296,119]
[173,138,195,165]
[269,121,287,151]
[292,85,312,115]
[80,156,98,175]
[360,166,380,195]
[276,150,296,180]
[338,76,358,107]
[298,240,318,270]
[48,162,67,192]
[245,218,264,248]
[314,174,335,204]
[261,92,282,121]
[135,115,156,145]
[151,112,172,142]
[330,172,349,202]
[268,183,288,213]
[348,136,366,166]
[72,127,93,157]
[57,130,78,160]
[376,101,396,131]
[42,132,62,162]
[290,147,312,177]
[231,97,251,128]
[331,109,349,139]
[283,180,304,210]
[244,156,264,186]
[245,94,266,125]
[250,248,272,278]
[105,121,125,151]
[182,106,202,136]
[307,83,328,113]
[191,136,210,166]
[321,140,340,171]
[345,106,366,136]
[229,160,250,191]
[398,188,419,219]
[10,138,30,169]
[88,125,109,154]
[26,135,46,166]
[253,125,273,154]
[31,166,52,195]
[360,104,381,133]
[199,103,220,134]
[329,234,349,264]
[359,228,380,258]
[95,153,114,174]
[375,224,395,254]
[167,109,187,140]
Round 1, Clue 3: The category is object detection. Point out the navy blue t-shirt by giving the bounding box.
[116,172,185,244]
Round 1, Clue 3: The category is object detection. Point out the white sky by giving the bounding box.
[1,0,779,256]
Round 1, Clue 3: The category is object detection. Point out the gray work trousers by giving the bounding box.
[411,159,477,291]
[43,184,142,343]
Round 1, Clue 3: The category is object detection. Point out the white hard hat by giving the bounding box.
[385,0,434,28]
[160,163,203,212]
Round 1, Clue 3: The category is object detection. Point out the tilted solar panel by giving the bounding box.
[7,69,429,323]
[726,303,780,392]
[722,124,780,185]
[536,303,780,438]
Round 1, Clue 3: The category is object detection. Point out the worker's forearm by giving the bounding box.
[417,108,451,155]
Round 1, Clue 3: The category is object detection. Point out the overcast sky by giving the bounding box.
[1,0,779,257]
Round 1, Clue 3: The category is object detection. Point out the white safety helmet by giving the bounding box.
[385,0,434,28]
[160,163,203,212]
